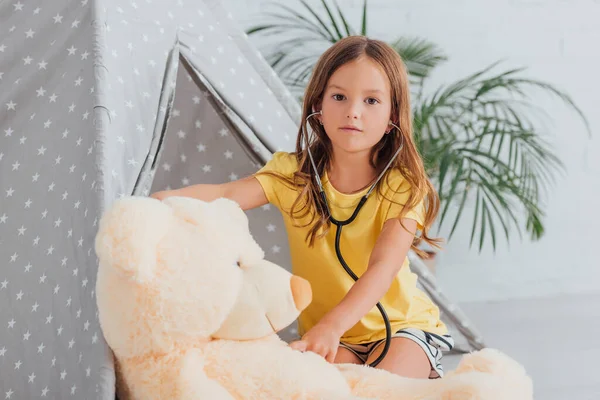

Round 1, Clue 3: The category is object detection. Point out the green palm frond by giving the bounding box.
[415,63,589,250]
[388,37,447,84]
[246,0,444,94]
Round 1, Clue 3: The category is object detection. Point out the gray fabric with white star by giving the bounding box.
[0,0,301,398]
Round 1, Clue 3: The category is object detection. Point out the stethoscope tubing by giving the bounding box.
[303,111,403,367]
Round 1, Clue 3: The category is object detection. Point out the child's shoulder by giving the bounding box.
[270,151,297,164]
[380,168,427,225]
[379,168,421,201]
[381,167,410,191]
[260,151,299,176]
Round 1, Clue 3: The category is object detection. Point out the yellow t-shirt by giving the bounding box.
[254,151,447,344]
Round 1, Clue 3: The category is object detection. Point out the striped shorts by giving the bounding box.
[339,328,454,378]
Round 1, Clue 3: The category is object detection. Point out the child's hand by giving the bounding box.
[289,321,343,363]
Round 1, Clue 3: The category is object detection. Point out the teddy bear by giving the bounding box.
[94,195,533,400]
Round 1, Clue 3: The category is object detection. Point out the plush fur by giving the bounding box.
[94,196,533,400]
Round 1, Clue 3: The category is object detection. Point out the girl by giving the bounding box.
[151,36,453,379]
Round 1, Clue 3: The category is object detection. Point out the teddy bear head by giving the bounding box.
[94,196,311,358]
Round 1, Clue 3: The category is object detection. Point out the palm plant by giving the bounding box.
[246,0,590,252]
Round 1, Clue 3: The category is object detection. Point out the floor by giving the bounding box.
[443,291,600,400]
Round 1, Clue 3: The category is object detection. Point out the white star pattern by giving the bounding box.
[0,1,110,397]
[0,0,299,398]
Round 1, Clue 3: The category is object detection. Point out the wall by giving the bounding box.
[226,0,600,302]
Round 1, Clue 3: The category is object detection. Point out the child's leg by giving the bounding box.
[366,337,431,378]
[334,346,363,365]
[365,328,453,379]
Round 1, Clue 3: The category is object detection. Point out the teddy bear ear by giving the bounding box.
[95,196,170,283]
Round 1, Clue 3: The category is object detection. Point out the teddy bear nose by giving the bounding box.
[290,275,312,311]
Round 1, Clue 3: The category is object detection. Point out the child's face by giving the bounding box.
[319,56,392,157]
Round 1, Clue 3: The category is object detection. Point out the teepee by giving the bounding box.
[0,0,482,398]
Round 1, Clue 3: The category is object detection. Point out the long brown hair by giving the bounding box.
[259,36,441,255]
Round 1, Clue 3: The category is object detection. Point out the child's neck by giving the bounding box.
[327,150,377,194]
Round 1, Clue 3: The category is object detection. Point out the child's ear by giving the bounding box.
[311,104,323,124]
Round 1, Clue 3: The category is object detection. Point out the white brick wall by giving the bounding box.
[226,0,600,302]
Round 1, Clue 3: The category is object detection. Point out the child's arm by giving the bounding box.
[291,218,417,362]
[323,217,417,331]
[150,176,268,211]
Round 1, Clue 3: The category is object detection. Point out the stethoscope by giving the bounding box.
[303,110,403,367]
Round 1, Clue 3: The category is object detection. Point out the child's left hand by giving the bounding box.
[289,321,343,363]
